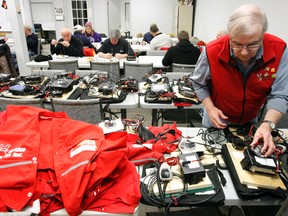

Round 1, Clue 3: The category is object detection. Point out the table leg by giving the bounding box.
[152,109,158,126]
[121,109,127,119]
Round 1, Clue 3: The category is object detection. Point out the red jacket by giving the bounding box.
[206,33,286,124]
[0,106,140,215]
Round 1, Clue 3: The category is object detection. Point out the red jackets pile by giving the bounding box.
[0,106,141,215]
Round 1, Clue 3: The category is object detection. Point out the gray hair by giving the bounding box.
[61,28,72,35]
[24,25,32,32]
[109,28,121,38]
[227,4,268,38]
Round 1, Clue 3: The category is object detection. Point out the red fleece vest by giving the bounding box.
[206,33,286,124]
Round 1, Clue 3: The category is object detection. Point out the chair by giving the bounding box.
[160,46,170,50]
[0,97,44,112]
[34,23,45,39]
[157,72,203,127]
[123,62,153,82]
[163,72,188,81]
[37,69,66,78]
[146,50,167,56]
[48,59,79,72]
[90,61,120,80]
[37,38,42,55]
[75,69,108,78]
[51,98,103,124]
[172,63,196,73]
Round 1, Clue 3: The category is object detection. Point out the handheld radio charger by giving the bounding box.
[159,162,172,182]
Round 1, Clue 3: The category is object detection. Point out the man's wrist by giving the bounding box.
[262,120,276,131]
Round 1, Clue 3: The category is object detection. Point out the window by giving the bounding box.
[72,0,88,26]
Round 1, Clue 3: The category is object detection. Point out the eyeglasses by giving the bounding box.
[230,38,263,51]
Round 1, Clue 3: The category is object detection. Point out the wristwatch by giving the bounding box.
[262,120,276,131]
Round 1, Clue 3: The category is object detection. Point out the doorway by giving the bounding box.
[108,0,130,33]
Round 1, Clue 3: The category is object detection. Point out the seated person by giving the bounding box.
[24,25,38,56]
[84,22,102,43]
[50,28,84,57]
[3,26,36,71]
[0,36,7,44]
[142,24,154,44]
[97,28,134,59]
[149,24,172,50]
[73,24,96,53]
[0,44,19,77]
[162,30,201,67]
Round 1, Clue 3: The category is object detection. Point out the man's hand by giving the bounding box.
[202,97,228,129]
[60,41,70,47]
[207,106,228,129]
[250,123,275,157]
[115,53,127,59]
[51,39,58,46]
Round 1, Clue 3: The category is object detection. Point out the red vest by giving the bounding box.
[206,33,286,124]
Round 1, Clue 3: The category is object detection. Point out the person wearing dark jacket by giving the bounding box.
[73,24,96,53]
[24,25,38,56]
[162,30,201,67]
[50,28,84,57]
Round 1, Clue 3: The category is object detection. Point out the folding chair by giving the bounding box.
[37,69,66,78]
[75,69,108,78]
[48,59,79,73]
[172,63,196,73]
[123,62,153,82]
[90,61,120,81]
[51,98,103,124]
[0,97,44,112]
[146,50,167,56]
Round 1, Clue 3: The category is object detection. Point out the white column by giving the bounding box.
[20,0,34,28]
[7,0,31,76]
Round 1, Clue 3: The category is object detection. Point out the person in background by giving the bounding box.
[216,29,228,38]
[136,33,143,38]
[190,4,288,160]
[84,22,102,43]
[149,24,172,51]
[24,25,38,56]
[142,24,154,45]
[0,44,18,77]
[50,28,84,57]
[97,28,134,59]
[162,30,200,68]
[0,36,7,44]
[73,24,96,53]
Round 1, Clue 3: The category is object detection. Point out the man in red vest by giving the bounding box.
[190,4,288,157]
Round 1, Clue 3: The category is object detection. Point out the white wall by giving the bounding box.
[130,0,176,37]
[92,0,108,36]
[194,0,288,43]
[108,0,121,31]
[4,0,288,43]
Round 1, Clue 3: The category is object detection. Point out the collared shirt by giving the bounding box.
[149,33,172,51]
